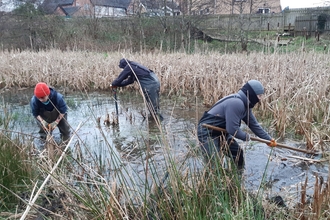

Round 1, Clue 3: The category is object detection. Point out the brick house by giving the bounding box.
[40,0,180,17]
[40,0,131,17]
[40,0,281,17]
[127,0,181,16]
[178,0,282,15]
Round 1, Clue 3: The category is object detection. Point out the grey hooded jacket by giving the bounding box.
[198,90,271,141]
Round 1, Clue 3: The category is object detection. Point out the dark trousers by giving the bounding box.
[36,108,71,141]
[142,85,162,120]
[197,127,245,169]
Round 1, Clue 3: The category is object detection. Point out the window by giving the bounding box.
[257,8,270,14]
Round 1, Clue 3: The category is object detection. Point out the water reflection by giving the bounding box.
[1,89,329,206]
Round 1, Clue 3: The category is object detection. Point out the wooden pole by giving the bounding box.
[202,124,319,155]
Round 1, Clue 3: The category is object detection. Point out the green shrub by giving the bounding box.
[0,134,34,211]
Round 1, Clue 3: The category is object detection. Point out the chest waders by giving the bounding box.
[38,108,71,142]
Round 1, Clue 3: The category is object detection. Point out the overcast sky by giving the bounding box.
[280,0,328,9]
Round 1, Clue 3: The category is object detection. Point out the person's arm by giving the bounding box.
[49,112,64,130]
[30,97,46,123]
[36,115,44,122]
[36,115,49,130]
[112,67,135,87]
[245,110,272,140]
[55,113,65,124]
[31,98,49,128]
[30,96,39,118]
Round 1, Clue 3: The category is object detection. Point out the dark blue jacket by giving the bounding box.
[30,88,67,117]
[112,59,160,89]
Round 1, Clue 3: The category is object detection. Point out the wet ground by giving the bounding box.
[1,88,329,207]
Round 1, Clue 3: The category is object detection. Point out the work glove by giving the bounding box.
[49,121,58,131]
[267,138,277,147]
[40,119,49,130]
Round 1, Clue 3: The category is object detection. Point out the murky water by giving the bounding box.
[1,88,329,207]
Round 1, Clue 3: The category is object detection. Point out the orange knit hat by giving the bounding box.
[34,82,50,98]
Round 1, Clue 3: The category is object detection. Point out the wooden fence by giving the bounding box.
[283,7,330,36]
[194,6,330,38]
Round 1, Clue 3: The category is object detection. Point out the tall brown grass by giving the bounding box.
[1,49,330,147]
[2,49,330,219]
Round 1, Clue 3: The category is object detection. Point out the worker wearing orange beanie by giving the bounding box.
[30,82,71,142]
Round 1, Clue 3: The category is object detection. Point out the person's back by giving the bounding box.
[197,80,276,170]
[111,59,163,120]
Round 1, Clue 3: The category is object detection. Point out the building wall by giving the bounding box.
[66,0,92,17]
[94,6,127,17]
[178,0,281,15]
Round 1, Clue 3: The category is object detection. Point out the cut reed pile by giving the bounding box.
[1,49,330,146]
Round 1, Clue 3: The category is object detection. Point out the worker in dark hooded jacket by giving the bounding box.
[197,80,277,170]
[111,58,163,120]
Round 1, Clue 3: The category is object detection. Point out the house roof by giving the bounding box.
[40,0,74,14]
[60,6,80,16]
[91,0,131,8]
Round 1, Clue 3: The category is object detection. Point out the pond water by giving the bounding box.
[1,88,329,207]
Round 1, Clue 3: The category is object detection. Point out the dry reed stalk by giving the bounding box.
[298,176,308,220]
[2,50,330,144]
[312,174,323,219]
[298,120,314,150]
[20,122,82,220]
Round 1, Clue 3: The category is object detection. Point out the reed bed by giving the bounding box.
[1,49,330,147]
[1,48,330,219]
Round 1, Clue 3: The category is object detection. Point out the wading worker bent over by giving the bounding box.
[111,58,163,120]
[30,82,71,142]
[197,80,277,170]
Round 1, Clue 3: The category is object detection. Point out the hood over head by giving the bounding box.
[248,79,264,95]
[240,80,264,108]
[119,58,128,69]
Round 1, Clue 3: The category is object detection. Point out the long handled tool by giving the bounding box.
[113,88,119,115]
[202,124,319,155]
